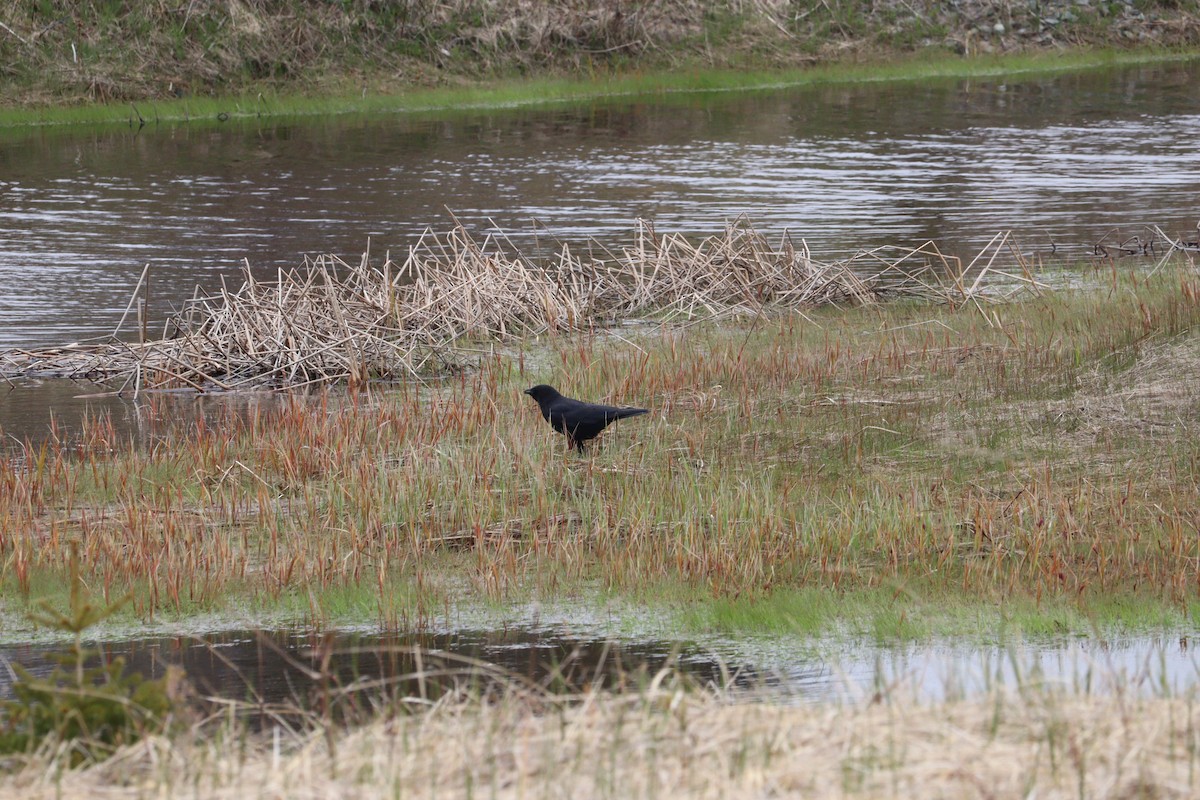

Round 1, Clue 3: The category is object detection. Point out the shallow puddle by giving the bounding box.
[3,626,1197,726]
[0,627,738,727]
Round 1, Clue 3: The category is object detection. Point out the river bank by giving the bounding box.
[2,0,1198,118]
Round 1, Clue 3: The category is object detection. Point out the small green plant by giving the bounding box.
[0,545,184,763]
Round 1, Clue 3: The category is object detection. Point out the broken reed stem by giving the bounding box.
[1,218,1024,391]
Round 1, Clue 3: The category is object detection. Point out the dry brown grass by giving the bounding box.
[1,685,1196,799]
[926,299,1200,481]
[3,0,1198,107]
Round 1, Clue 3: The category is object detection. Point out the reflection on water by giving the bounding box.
[771,633,1200,702]
[0,378,295,454]
[1,627,1197,726]
[0,628,758,728]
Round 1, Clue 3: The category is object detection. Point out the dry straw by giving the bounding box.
[0,683,1194,799]
[0,219,1033,393]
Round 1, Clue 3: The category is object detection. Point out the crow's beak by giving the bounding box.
[523,388,532,396]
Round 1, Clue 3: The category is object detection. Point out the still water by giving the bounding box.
[2,627,1196,723]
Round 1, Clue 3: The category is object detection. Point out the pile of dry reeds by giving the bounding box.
[0,219,1032,393]
[592,220,965,317]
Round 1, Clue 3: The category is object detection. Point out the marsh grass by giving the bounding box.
[0,546,181,763]
[2,255,1200,627]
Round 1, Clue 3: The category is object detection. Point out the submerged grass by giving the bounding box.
[3,256,1200,631]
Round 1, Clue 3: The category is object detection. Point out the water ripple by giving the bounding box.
[1,62,1198,354]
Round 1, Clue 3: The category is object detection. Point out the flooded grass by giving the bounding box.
[3,258,1200,632]
[0,627,737,728]
[0,47,1195,129]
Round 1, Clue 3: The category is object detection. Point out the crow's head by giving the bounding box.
[524,385,561,406]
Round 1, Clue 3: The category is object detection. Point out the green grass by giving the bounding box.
[0,47,1195,129]
[674,587,942,640]
[673,584,1198,641]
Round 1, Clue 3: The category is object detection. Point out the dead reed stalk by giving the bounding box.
[0,219,1019,392]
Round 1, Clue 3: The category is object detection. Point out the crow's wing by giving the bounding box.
[550,398,647,441]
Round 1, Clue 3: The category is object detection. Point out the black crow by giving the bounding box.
[524,385,648,452]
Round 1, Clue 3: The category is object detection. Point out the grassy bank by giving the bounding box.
[4,254,1200,635]
[3,680,1196,799]
[2,0,1199,123]
[1,46,1196,129]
